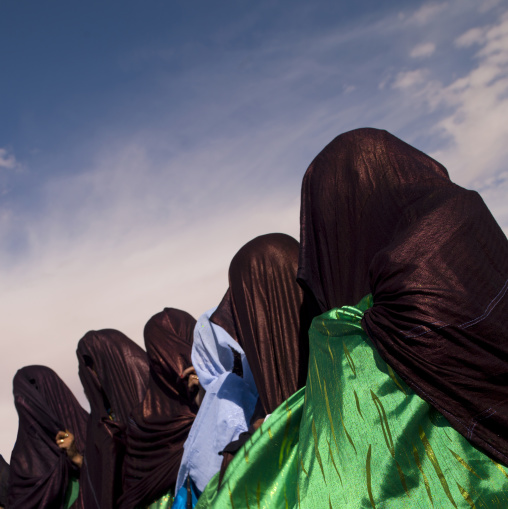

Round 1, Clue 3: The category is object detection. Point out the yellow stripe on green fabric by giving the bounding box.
[314,356,323,393]
[335,393,356,453]
[299,455,309,478]
[412,442,433,506]
[387,364,407,396]
[354,390,363,419]
[329,495,333,509]
[419,426,457,508]
[312,418,326,484]
[490,458,508,479]
[395,460,410,498]
[456,483,476,508]
[323,381,340,455]
[256,481,260,509]
[244,486,250,509]
[279,401,292,469]
[326,438,343,486]
[228,483,235,509]
[366,444,376,509]
[343,341,356,377]
[448,448,483,479]
[370,390,394,458]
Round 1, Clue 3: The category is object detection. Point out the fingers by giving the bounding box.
[55,430,73,449]
[181,366,196,378]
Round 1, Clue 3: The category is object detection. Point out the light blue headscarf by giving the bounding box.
[175,307,258,495]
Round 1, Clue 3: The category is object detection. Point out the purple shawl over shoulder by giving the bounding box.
[119,308,197,509]
[8,365,88,509]
[77,329,149,509]
[298,127,508,464]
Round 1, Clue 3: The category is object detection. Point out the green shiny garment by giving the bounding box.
[141,492,174,509]
[196,295,508,508]
[63,476,79,508]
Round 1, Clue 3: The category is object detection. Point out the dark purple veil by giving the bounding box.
[119,308,197,509]
[298,127,508,464]
[0,455,8,508]
[77,329,149,509]
[212,233,317,416]
[8,365,88,509]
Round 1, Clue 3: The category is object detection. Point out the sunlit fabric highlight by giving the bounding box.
[196,296,508,508]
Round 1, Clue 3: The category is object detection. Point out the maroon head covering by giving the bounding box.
[298,127,508,464]
[119,308,197,509]
[77,329,149,509]
[212,233,317,416]
[8,365,88,509]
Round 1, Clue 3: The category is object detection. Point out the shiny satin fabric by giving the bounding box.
[77,329,149,509]
[8,365,88,509]
[119,308,197,509]
[211,233,318,416]
[298,127,508,465]
[196,297,508,508]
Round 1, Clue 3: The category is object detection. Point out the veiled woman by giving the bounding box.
[8,365,88,509]
[77,329,149,509]
[119,308,199,509]
[198,128,508,508]
[195,233,317,506]
[173,302,258,505]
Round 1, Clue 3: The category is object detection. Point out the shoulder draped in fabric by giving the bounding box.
[298,127,508,465]
[77,329,149,509]
[119,308,198,509]
[8,365,88,509]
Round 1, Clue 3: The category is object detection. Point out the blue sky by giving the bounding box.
[1,0,507,458]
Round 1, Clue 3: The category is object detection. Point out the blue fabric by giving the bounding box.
[175,308,258,494]
[171,478,199,509]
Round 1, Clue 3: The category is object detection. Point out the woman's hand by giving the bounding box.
[181,366,205,406]
[55,430,83,468]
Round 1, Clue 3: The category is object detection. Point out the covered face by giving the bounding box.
[212,233,318,415]
[9,365,88,509]
[119,308,198,509]
[77,329,149,509]
[298,127,508,465]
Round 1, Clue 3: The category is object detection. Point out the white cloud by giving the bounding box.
[429,12,508,187]
[0,148,17,170]
[392,69,429,89]
[406,2,448,25]
[410,42,436,58]
[455,27,486,48]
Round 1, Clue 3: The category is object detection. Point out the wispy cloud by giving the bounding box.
[2,0,508,458]
[0,148,17,170]
[410,42,436,58]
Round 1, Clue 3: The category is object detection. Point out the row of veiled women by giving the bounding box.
[5,128,508,508]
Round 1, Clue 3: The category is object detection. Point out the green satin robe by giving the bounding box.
[196,295,508,508]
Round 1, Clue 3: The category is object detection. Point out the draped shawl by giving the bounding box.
[119,309,198,509]
[175,307,258,494]
[212,233,317,416]
[77,330,149,509]
[8,365,88,509]
[298,127,508,464]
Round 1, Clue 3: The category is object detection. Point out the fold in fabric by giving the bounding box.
[120,308,198,509]
[298,127,508,465]
[77,329,149,509]
[175,307,258,494]
[211,233,318,417]
[8,365,88,509]
[196,297,508,508]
